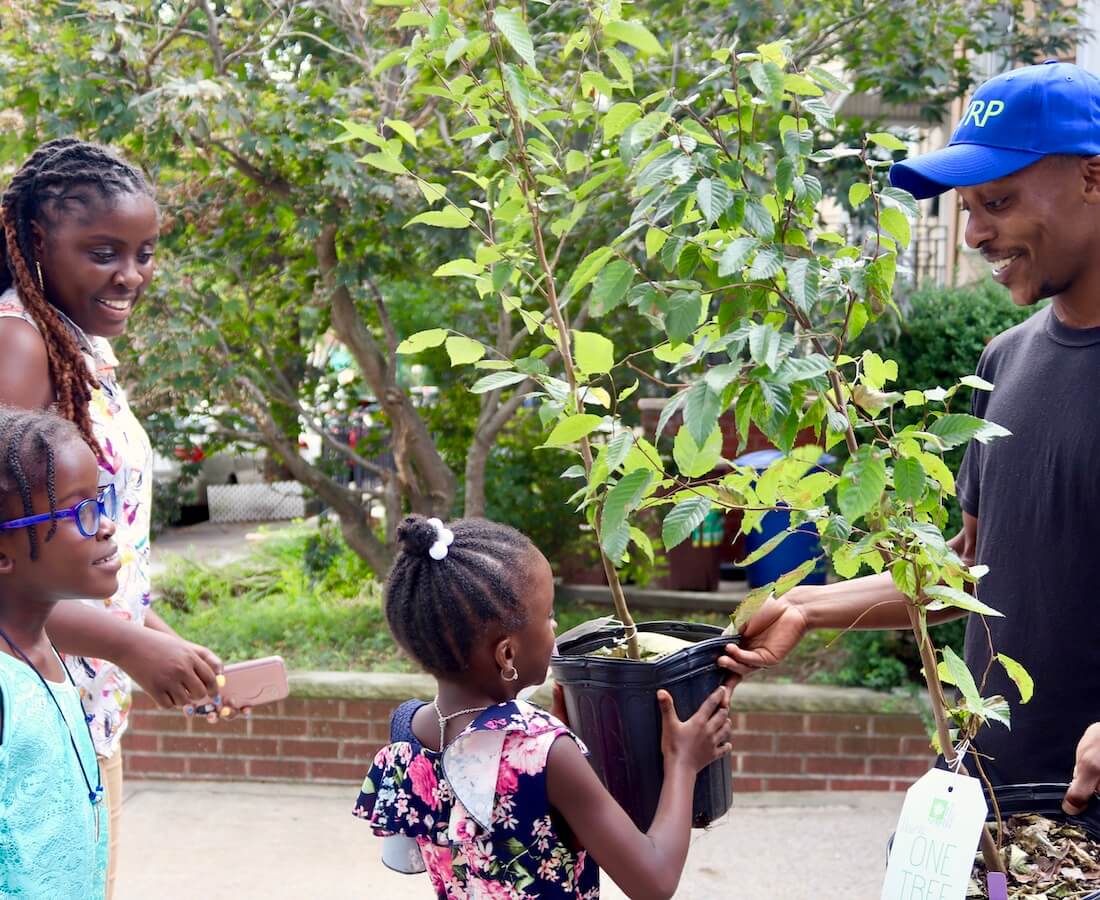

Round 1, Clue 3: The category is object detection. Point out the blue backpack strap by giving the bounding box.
[390,699,428,744]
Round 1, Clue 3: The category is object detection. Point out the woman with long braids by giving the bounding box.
[0,138,227,897]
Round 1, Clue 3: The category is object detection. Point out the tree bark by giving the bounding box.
[316,224,457,518]
[240,380,396,573]
[463,385,532,517]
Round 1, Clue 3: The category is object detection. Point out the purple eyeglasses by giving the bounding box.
[0,484,118,538]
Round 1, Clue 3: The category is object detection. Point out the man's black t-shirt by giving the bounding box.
[957,304,1100,785]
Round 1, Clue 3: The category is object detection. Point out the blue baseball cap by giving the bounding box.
[889,61,1100,200]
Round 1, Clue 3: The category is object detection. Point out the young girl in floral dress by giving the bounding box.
[357,515,734,900]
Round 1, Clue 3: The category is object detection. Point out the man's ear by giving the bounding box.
[0,550,15,578]
[1080,156,1100,206]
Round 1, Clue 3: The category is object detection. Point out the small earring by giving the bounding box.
[35,260,44,290]
[501,665,519,682]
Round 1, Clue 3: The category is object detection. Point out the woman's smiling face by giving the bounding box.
[34,190,159,338]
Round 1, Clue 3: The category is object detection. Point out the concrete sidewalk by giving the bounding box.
[116,780,901,899]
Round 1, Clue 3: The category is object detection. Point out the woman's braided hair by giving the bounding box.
[384,515,536,676]
[0,138,154,458]
[0,405,83,561]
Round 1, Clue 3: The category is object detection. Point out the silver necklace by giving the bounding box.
[431,699,490,751]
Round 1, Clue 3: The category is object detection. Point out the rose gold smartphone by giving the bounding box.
[196,656,289,709]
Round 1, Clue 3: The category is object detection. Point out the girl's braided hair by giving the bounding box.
[0,138,154,458]
[0,405,83,561]
[384,515,536,676]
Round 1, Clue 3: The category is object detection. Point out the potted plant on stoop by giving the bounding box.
[346,7,1097,881]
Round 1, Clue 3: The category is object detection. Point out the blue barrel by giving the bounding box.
[733,449,834,589]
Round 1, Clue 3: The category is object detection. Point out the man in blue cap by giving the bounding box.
[722,61,1100,815]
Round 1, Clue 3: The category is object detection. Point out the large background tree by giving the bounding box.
[0,0,1078,572]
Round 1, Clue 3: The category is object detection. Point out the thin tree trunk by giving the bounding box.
[463,384,533,517]
[316,224,457,518]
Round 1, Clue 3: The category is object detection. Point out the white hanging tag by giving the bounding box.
[881,768,988,900]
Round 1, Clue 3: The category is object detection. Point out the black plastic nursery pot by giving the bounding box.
[550,620,735,831]
[984,784,1100,900]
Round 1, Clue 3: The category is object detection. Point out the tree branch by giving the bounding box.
[199,0,226,74]
[144,0,201,86]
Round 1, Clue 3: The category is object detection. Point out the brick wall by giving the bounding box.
[123,678,934,791]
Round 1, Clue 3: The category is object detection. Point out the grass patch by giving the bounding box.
[156,524,404,671]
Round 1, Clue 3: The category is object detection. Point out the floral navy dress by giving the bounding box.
[357,699,601,899]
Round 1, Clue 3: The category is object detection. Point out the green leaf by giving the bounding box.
[603,20,665,56]
[880,186,920,219]
[406,207,475,229]
[470,371,529,394]
[787,258,819,312]
[736,529,792,567]
[748,247,782,280]
[848,183,871,208]
[808,65,848,93]
[696,177,732,225]
[604,102,641,139]
[847,302,869,341]
[503,63,531,120]
[567,247,615,295]
[397,329,447,354]
[605,430,633,473]
[360,152,407,175]
[868,131,907,152]
[630,527,654,565]
[893,456,926,503]
[918,451,955,495]
[543,413,604,447]
[601,522,631,563]
[662,496,711,550]
[602,468,654,537]
[749,60,785,105]
[433,258,483,277]
[673,424,722,478]
[606,47,634,90]
[445,336,485,366]
[924,584,1004,618]
[997,653,1034,704]
[589,260,633,316]
[961,375,994,391]
[384,118,418,148]
[645,228,667,261]
[565,150,588,173]
[665,291,703,345]
[941,645,982,712]
[837,446,887,522]
[928,414,1010,449]
[880,207,910,249]
[744,199,775,240]
[573,331,615,375]
[783,73,823,97]
[493,8,537,70]
[718,237,758,276]
[749,323,782,370]
[683,381,721,446]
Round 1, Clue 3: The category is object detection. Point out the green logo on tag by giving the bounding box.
[928,798,950,825]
